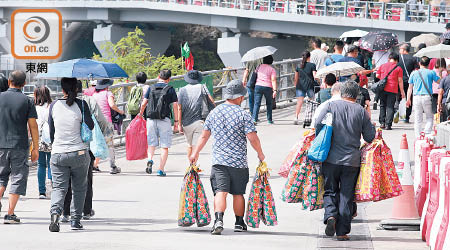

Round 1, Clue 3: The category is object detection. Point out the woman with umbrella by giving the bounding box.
[252,55,278,125]
[92,79,124,174]
[48,77,94,232]
[293,51,317,125]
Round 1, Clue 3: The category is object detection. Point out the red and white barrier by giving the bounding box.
[422,150,448,243]
[416,141,435,217]
[430,158,450,249]
[434,165,450,250]
[414,133,428,191]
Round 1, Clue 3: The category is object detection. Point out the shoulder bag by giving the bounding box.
[370,64,399,95]
[80,99,93,143]
[247,66,260,90]
[201,85,215,120]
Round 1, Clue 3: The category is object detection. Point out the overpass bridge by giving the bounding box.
[0,0,448,67]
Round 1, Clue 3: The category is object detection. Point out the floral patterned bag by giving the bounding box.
[178,166,197,227]
[355,129,403,202]
[246,162,278,228]
[279,129,316,178]
[195,172,211,227]
[281,153,324,211]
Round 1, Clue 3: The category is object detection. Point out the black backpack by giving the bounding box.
[147,84,172,120]
[355,87,366,108]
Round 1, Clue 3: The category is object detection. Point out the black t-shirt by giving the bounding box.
[296,62,316,90]
[0,88,38,149]
[399,54,418,82]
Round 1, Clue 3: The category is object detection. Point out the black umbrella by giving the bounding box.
[358,32,398,52]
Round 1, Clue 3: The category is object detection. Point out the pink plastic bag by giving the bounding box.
[126,116,148,161]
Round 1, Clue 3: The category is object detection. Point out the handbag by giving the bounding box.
[370,64,399,95]
[307,113,333,162]
[80,99,93,143]
[247,66,259,89]
[201,85,215,120]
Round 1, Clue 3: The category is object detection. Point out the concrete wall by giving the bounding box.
[218,34,306,68]
[93,24,171,58]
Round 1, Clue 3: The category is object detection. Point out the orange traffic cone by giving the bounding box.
[380,134,420,231]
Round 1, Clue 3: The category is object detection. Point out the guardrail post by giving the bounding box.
[287,0,290,13]
[251,0,254,10]
[381,2,385,19]
[324,0,328,16]
[234,0,238,8]
[305,0,309,14]
[218,0,221,7]
[427,4,431,23]
[268,0,272,11]
[404,3,408,21]
[344,0,348,17]
[190,0,193,5]
[365,1,369,19]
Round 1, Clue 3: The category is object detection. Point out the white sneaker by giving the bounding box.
[39,194,47,199]
[293,119,299,125]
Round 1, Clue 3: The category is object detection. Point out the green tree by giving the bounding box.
[93,27,183,79]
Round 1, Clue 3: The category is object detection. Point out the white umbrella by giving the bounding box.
[414,44,450,58]
[241,46,277,63]
[316,62,364,79]
[410,33,440,48]
[339,29,369,39]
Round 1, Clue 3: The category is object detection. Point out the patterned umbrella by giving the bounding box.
[358,32,398,52]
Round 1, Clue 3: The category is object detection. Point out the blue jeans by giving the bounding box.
[247,87,255,116]
[253,85,273,122]
[38,151,52,194]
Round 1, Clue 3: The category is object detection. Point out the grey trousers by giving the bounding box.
[50,149,90,221]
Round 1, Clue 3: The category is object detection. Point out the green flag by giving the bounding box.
[181,42,190,58]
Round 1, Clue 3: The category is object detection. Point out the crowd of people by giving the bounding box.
[0,26,449,240]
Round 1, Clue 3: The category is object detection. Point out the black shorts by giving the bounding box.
[210,165,249,195]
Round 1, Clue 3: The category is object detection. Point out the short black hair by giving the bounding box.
[420,56,431,67]
[136,72,147,84]
[418,43,427,51]
[9,70,26,88]
[400,43,411,53]
[335,40,344,49]
[347,45,359,53]
[311,38,322,48]
[263,55,274,65]
[443,39,450,45]
[325,73,337,86]
[388,52,399,61]
[159,69,172,80]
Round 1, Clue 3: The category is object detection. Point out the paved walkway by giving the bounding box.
[0,104,428,250]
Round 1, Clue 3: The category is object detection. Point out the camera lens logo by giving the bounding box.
[23,16,50,44]
[12,9,62,60]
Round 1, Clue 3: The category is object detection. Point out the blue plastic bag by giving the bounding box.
[90,115,109,159]
[307,113,332,162]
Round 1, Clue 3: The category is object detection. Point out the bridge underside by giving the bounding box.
[0,3,437,67]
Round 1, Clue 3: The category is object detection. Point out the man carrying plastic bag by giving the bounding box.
[178,164,211,227]
[190,80,266,235]
[246,161,278,228]
[125,116,148,161]
[314,80,375,241]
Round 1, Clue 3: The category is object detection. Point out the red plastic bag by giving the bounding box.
[125,116,148,160]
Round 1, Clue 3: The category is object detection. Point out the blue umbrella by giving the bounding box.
[36,59,128,80]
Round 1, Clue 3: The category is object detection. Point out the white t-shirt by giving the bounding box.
[310,49,328,71]
[35,103,50,137]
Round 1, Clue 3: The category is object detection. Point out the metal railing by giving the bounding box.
[106,58,301,142]
[8,0,450,24]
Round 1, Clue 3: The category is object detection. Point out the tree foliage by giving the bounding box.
[93,27,184,80]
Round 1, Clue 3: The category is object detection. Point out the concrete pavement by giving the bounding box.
[0,104,428,250]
